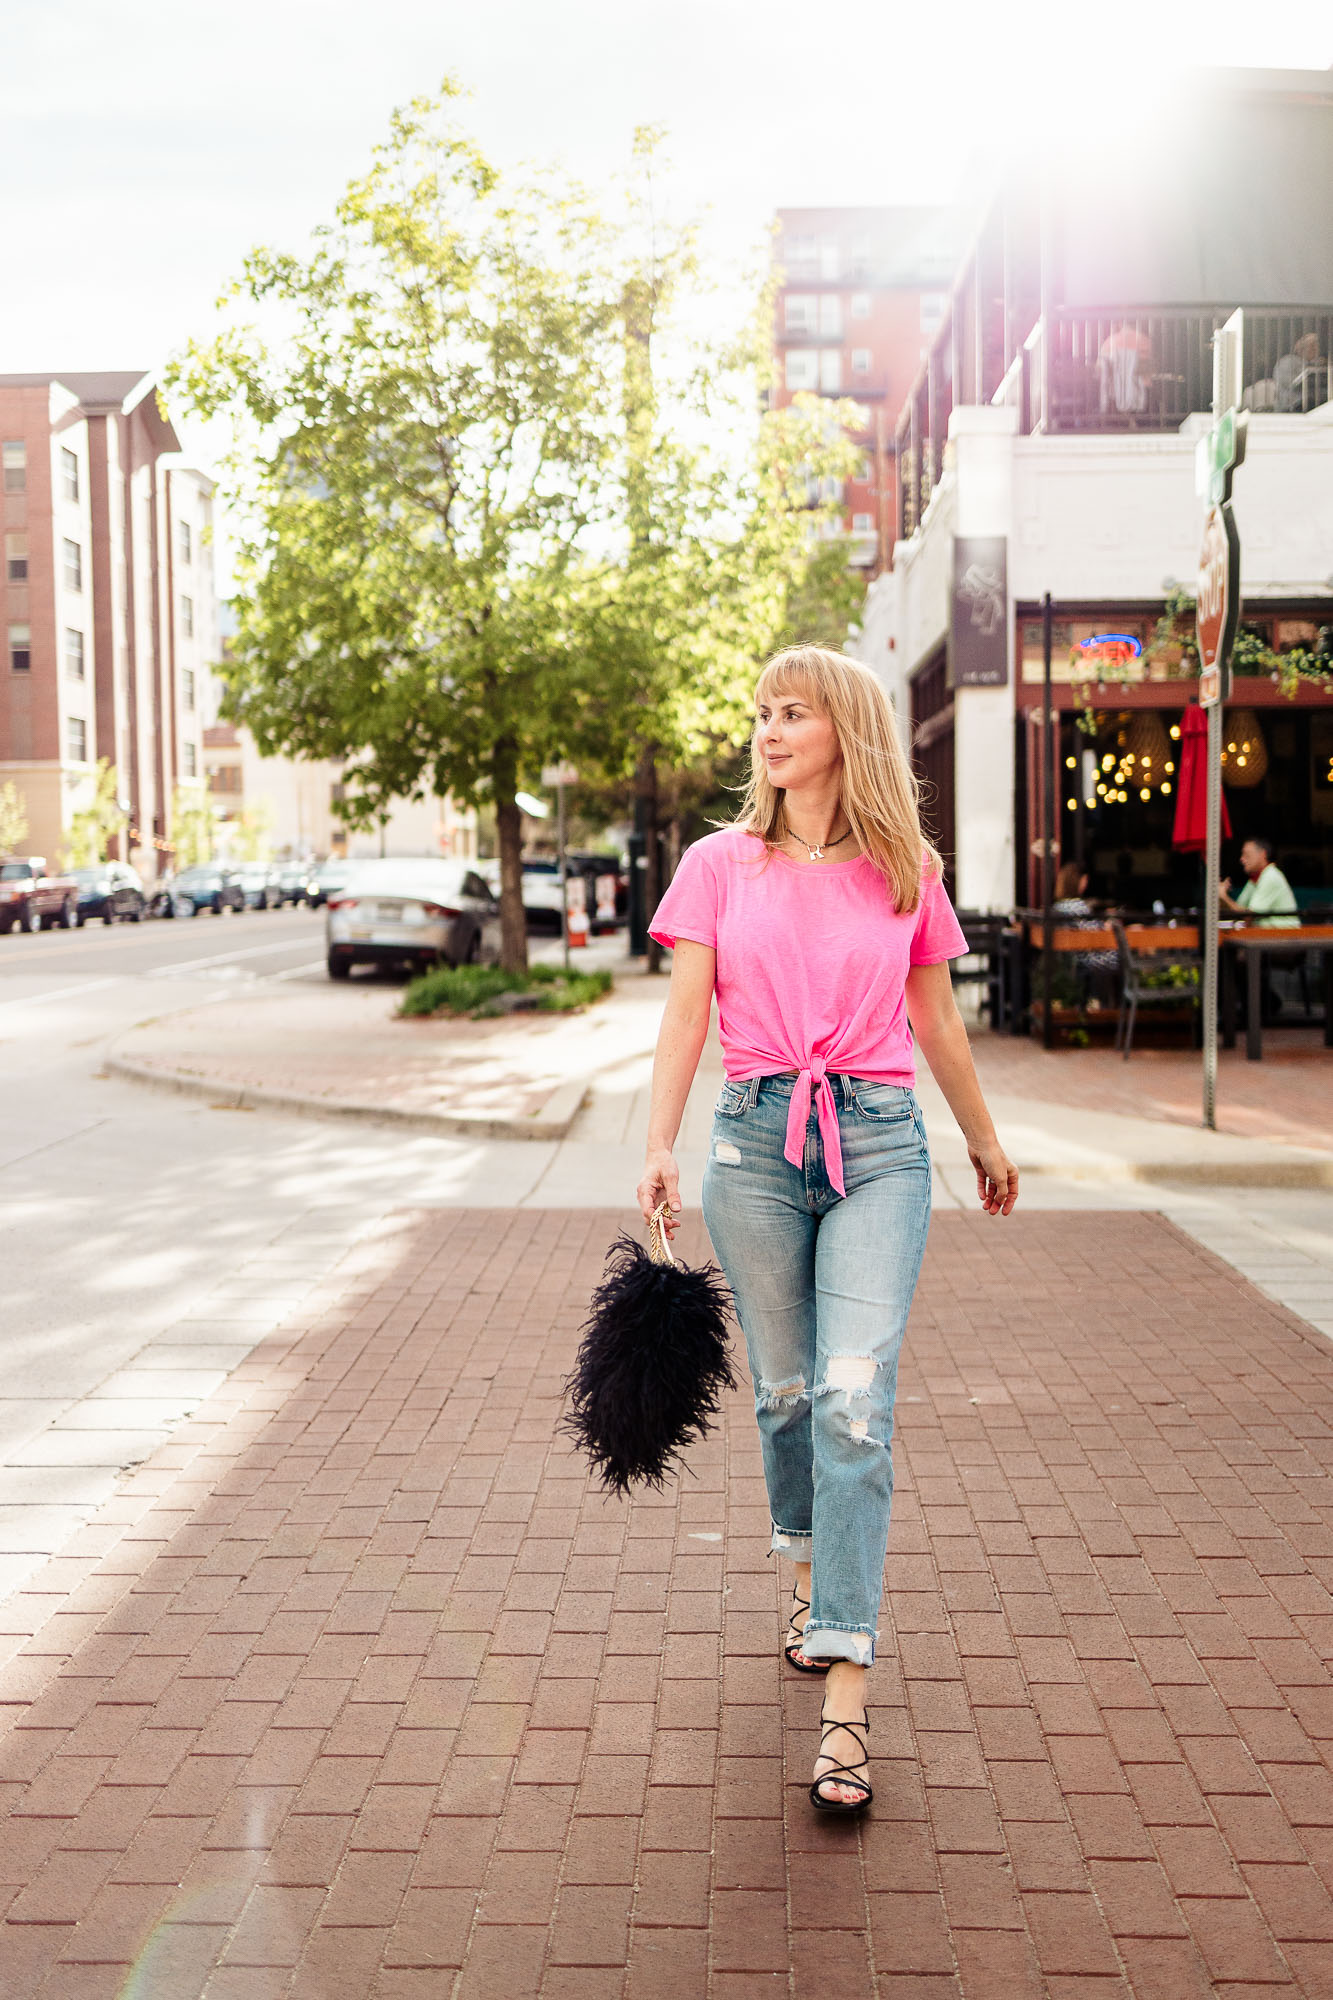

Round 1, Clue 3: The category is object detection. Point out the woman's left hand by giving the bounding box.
[968,1141,1019,1216]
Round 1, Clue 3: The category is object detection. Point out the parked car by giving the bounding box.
[233,862,282,910]
[276,861,318,906]
[325,859,501,980]
[518,858,566,933]
[161,865,247,918]
[71,864,146,926]
[0,856,80,933]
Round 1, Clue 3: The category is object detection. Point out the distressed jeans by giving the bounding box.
[701,1072,932,1666]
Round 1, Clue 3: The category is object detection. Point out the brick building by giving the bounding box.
[0,371,216,874]
[772,207,963,574]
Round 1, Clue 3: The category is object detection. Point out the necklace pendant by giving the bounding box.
[808,843,823,860]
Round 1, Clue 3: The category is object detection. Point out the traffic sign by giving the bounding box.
[541,763,579,788]
[1196,501,1240,709]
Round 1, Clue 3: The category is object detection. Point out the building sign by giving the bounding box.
[1018,615,1154,684]
[950,537,1008,687]
[1196,501,1240,709]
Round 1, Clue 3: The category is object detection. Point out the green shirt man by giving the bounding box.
[1220,839,1299,928]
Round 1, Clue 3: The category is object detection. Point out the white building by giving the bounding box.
[849,67,1333,916]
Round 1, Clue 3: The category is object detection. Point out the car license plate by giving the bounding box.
[375,901,404,921]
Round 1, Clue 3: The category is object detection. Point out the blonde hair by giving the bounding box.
[733,644,941,915]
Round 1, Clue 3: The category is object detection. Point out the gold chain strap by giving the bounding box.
[648,1199,676,1267]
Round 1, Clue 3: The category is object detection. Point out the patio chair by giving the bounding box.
[950,911,1011,1029]
[1110,918,1201,1060]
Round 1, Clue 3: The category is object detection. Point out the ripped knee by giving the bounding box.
[821,1354,877,1395]
[756,1373,808,1411]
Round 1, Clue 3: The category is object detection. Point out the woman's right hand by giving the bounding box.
[637,1147,682,1235]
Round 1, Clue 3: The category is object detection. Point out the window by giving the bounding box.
[61,447,79,503]
[63,539,82,591]
[65,629,85,679]
[851,293,871,320]
[785,351,819,392]
[67,717,87,763]
[920,292,947,335]
[819,242,840,280]
[8,623,30,672]
[2,441,24,494]
[178,520,192,564]
[182,667,196,711]
[784,294,817,334]
[852,512,875,533]
[5,532,27,582]
[852,348,872,376]
[819,350,842,393]
[855,453,872,484]
[785,234,817,273]
[818,295,843,338]
[182,740,198,777]
[180,594,194,638]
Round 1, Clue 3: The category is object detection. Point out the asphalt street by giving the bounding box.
[0,905,596,1596]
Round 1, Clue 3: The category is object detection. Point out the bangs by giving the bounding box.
[754,657,824,713]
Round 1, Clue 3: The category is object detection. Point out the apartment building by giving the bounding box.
[852,68,1333,912]
[772,207,963,573]
[0,371,215,873]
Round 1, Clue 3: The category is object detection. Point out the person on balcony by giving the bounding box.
[1274,332,1328,414]
[1097,322,1154,416]
[1219,837,1300,927]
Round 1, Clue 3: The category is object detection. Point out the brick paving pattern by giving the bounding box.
[969,1026,1332,1153]
[0,1208,1331,1996]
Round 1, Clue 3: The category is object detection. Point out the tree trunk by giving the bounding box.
[492,736,529,974]
[637,744,662,974]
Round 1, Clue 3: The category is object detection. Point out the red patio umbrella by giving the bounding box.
[1172,701,1231,853]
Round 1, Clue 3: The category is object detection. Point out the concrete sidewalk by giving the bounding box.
[107,962,1333,1190]
[1,1208,1333,1996]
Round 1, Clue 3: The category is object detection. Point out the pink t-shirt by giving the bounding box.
[649,828,968,1197]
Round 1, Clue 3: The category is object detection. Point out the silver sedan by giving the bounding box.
[325,860,502,980]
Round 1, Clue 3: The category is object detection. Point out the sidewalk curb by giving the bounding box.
[1021,1154,1333,1190]
[103,1051,588,1142]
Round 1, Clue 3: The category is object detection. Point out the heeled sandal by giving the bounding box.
[809,1706,872,1814]
[784,1584,831,1675]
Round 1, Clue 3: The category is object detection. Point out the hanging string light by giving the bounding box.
[1219,708,1268,787]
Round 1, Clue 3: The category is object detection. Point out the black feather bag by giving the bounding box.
[561,1202,737,1497]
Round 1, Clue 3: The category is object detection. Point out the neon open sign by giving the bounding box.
[1079,632,1143,671]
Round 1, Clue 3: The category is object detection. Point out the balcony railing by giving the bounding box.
[896,305,1333,542]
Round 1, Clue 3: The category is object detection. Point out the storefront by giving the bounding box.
[1013,606,1333,911]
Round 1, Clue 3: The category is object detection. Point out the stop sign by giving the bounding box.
[1196,500,1239,708]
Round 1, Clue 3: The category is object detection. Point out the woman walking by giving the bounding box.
[638,646,1018,1814]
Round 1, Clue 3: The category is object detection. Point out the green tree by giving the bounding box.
[63,760,128,868]
[0,781,28,857]
[168,90,863,970]
[229,801,274,862]
[171,786,217,867]
[168,83,634,970]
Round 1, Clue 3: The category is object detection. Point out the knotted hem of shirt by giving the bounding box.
[783,1057,846,1197]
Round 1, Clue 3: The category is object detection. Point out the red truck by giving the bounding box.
[0,856,80,934]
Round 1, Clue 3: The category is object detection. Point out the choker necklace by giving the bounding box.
[784,823,854,862]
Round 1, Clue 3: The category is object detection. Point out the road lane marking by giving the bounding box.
[0,976,124,1010]
[147,937,325,977]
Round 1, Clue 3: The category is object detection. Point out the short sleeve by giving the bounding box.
[909,872,969,965]
[648,842,718,951]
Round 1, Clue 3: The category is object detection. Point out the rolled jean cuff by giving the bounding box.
[769,1524,813,1562]
[800,1621,877,1667]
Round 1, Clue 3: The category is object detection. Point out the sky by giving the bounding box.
[4,0,1332,500]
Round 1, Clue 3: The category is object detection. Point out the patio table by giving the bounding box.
[1220,925,1333,1060]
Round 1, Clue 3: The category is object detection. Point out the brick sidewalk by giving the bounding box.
[969,1027,1333,1154]
[1,1209,1332,1997]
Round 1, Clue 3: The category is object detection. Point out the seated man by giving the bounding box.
[1219,836,1300,927]
[1274,332,1328,414]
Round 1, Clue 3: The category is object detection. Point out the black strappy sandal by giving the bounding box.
[784,1584,831,1675]
[809,1706,872,1815]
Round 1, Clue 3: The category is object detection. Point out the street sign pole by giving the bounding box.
[1197,310,1246,1132]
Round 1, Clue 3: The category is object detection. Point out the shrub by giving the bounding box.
[400,963,613,1019]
